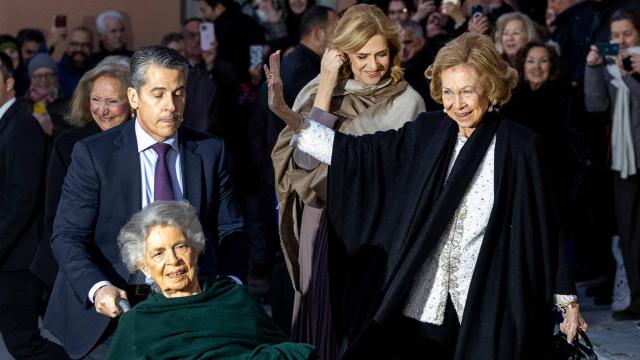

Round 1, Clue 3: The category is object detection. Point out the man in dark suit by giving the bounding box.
[44,46,248,359]
[0,53,68,359]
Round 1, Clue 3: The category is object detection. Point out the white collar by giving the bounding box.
[0,97,16,121]
[134,117,179,153]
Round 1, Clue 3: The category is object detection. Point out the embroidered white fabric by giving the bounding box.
[554,294,578,308]
[403,134,496,325]
[295,120,335,165]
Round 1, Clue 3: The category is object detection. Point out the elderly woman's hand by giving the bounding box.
[559,305,588,344]
[263,51,302,128]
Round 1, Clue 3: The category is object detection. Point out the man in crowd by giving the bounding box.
[57,27,94,98]
[181,18,204,66]
[161,32,187,58]
[196,0,264,82]
[278,6,336,109]
[44,45,247,359]
[0,53,68,360]
[90,10,132,64]
[399,19,440,111]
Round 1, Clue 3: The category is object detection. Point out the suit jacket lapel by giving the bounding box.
[180,130,202,214]
[112,120,142,213]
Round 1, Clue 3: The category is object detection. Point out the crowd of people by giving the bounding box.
[0,0,639,359]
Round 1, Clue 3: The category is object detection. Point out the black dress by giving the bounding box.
[325,111,574,359]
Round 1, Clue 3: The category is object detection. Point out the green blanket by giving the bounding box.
[106,278,314,359]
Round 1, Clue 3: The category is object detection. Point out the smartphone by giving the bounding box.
[595,42,619,57]
[199,22,215,51]
[623,56,633,72]
[250,45,263,68]
[471,5,484,19]
[54,14,67,28]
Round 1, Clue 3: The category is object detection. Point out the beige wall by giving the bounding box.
[0,0,182,60]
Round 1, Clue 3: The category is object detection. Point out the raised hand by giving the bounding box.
[586,45,603,67]
[263,50,300,128]
[315,49,345,111]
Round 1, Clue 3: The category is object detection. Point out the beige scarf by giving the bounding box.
[271,75,425,288]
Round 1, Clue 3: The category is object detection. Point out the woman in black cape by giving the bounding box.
[265,32,588,359]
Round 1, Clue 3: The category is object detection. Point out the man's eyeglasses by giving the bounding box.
[31,72,57,81]
[70,41,92,49]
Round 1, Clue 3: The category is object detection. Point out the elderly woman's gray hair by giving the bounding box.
[494,12,540,55]
[129,45,188,92]
[118,201,206,273]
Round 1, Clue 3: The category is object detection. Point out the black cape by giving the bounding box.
[327,111,574,359]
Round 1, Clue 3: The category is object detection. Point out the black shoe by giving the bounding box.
[612,309,640,321]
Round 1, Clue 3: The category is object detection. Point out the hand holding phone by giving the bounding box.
[200,22,215,51]
[471,5,484,19]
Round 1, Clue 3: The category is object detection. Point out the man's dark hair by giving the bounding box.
[300,6,334,38]
[16,28,45,46]
[161,32,185,47]
[182,17,203,28]
[0,52,14,81]
[129,45,189,92]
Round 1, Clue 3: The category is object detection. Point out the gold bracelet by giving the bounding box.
[560,301,579,313]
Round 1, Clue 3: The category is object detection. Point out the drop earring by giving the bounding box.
[443,108,447,114]
[488,99,497,112]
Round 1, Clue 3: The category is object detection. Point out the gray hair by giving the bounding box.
[400,19,424,39]
[129,45,188,93]
[118,201,206,273]
[495,12,540,55]
[96,10,125,35]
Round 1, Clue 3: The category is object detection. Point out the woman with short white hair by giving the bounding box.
[107,201,315,359]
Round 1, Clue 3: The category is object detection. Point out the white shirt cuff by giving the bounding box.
[88,281,112,303]
[227,275,243,285]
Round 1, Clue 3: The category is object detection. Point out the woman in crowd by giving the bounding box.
[266,32,586,359]
[584,8,640,321]
[30,56,131,289]
[20,52,70,138]
[271,4,424,358]
[107,201,315,360]
[494,11,540,66]
[502,41,577,195]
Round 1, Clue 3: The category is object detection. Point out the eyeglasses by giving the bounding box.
[388,8,408,15]
[183,31,200,40]
[70,41,92,49]
[31,72,57,81]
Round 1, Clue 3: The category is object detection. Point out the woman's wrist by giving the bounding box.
[314,81,334,111]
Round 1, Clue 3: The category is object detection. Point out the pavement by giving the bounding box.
[0,282,638,359]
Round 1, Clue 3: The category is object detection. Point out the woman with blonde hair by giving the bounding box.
[31,56,131,289]
[494,11,540,66]
[271,4,424,358]
[266,32,586,359]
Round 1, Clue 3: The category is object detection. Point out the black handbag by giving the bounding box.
[550,330,598,360]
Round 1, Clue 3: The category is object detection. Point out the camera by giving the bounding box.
[622,56,633,72]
